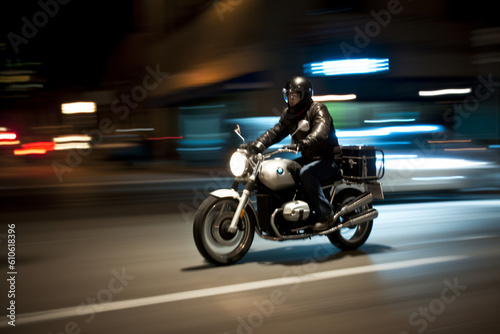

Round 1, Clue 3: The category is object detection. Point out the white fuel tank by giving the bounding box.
[259,158,297,191]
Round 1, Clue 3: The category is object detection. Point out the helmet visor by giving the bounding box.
[282,88,302,104]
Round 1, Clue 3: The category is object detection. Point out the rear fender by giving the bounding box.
[337,182,383,199]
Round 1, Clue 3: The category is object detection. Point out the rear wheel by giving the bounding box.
[328,189,373,250]
[193,196,255,265]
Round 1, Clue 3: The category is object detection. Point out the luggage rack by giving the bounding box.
[340,146,385,181]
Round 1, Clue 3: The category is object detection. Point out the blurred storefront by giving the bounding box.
[2,0,499,170]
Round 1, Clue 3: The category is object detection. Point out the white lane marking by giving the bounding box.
[12,255,466,327]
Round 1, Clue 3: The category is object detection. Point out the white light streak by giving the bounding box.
[54,143,91,151]
[412,176,466,181]
[364,119,416,124]
[61,102,96,114]
[337,125,442,138]
[419,88,472,97]
[313,94,357,101]
[53,135,91,143]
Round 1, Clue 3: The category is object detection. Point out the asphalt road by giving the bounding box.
[1,180,499,334]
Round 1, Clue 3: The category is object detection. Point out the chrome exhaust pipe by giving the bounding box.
[333,192,373,222]
[343,208,378,227]
[319,208,378,235]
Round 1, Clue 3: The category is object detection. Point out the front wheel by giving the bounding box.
[328,189,373,250]
[193,196,255,265]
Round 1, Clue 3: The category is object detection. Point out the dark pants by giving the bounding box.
[297,158,340,220]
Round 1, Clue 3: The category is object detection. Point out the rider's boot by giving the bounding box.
[313,215,334,232]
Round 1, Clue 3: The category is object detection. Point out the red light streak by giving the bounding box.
[13,141,55,156]
[22,141,55,151]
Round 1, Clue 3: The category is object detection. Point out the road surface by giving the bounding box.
[1,178,499,334]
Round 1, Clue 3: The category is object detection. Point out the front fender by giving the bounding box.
[210,188,240,199]
[209,189,259,229]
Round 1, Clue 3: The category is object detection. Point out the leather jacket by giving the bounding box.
[256,100,342,163]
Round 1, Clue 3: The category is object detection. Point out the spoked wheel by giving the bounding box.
[328,189,373,250]
[193,196,255,265]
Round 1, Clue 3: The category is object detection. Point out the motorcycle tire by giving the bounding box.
[193,195,255,265]
[328,189,373,250]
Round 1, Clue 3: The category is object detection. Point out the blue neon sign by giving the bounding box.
[304,58,389,76]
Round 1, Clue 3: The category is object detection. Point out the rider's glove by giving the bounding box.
[240,141,266,155]
[283,143,301,152]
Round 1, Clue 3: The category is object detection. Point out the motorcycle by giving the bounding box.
[193,121,385,265]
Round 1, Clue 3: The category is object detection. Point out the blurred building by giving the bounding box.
[1,0,499,168]
[104,0,500,135]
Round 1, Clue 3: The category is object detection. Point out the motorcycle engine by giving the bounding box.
[282,200,310,222]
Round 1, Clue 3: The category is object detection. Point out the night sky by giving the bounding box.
[1,0,134,87]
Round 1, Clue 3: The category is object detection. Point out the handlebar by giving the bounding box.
[270,147,299,155]
[237,146,299,163]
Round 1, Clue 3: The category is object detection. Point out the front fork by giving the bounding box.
[227,161,260,234]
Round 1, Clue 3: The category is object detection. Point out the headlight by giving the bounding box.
[229,151,249,177]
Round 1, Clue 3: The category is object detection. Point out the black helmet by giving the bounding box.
[282,76,314,103]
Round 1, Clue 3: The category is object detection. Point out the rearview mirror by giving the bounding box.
[234,124,245,143]
[297,120,310,132]
[291,120,310,138]
[290,120,310,145]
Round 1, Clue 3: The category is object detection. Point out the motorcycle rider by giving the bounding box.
[245,76,342,231]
